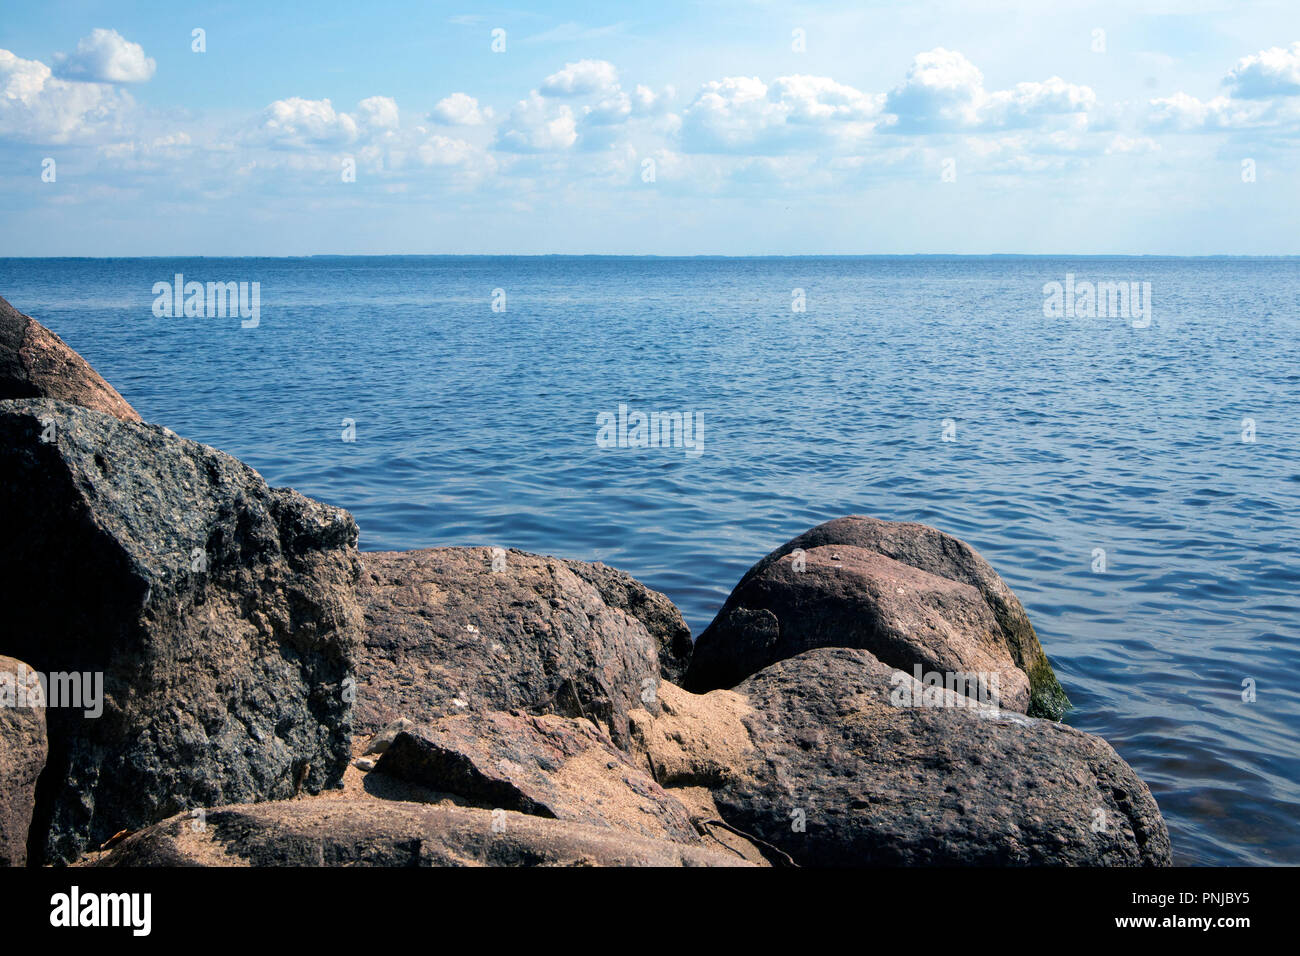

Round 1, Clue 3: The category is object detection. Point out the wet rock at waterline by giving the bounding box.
[687,515,1069,719]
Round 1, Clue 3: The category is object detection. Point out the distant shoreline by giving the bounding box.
[2,254,1299,261]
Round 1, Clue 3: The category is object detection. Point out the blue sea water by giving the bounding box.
[2,255,1297,867]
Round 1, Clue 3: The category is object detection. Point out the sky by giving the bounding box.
[1,0,1299,255]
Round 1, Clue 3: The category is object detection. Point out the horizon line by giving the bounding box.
[2,253,1300,260]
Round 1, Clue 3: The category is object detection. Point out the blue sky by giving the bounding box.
[2,0,1299,255]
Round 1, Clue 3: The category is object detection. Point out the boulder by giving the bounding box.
[665,647,1169,866]
[687,516,1069,718]
[559,559,693,685]
[373,710,698,843]
[0,399,364,864]
[0,656,48,866]
[0,295,140,421]
[88,800,755,867]
[686,544,1031,712]
[356,548,671,746]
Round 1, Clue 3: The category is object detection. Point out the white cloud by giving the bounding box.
[982,78,1097,128]
[884,48,984,131]
[540,59,620,97]
[633,84,674,115]
[1144,91,1281,131]
[431,92,492,126]
[256,97,359,146]
[1225,41,1300,99]
[357,96,399,130]
[769,75,880,123]
[680,75,878,153]
[883,49,1094,132]
[415,133,481,167]
[53,28,155,84]
[584,90,632,126]
[0,48,134,143]
[494,92,578,152]
[1147,41,1300,131]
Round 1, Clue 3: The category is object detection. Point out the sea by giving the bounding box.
[2,255,1296,866]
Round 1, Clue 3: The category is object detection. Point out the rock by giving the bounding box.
[0,656,48,866]
[687,516,1069,718]
[686,544,1031,713]
[0,295,141,422]
[354,758,376,772]
[559,559,693,685]
[374,710,699,844]
[356,548,668,747]
[628,681,755,790]
[0,399,364,864]
[88,800,755,867]
[363,717,414,755]
[673,647,1169,866]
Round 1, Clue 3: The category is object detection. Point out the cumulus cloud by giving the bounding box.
[1145,41,1300,131]
[0,48,134,143]
[1224,41,1300,99]
[982,77,1097,128]
[769,75,880,123]
[431,92,492,125]
[540,59,620,97]
[52,28,155,84]
[357,95,399,130]
[494,92,578,152]
[1144,91,1277,131]
[256,97,359,146]
[883,49,1095,132]
[883,48,985,131]
[584,90,632,126]
[235,93,491,178]
[680,75,879,153]
[415,132,482,167]
[632,84,673,115]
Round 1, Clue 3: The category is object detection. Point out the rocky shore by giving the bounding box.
[0,294,1171,867]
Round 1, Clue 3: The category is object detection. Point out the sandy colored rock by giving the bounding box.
[0,295,140,421]
[87,800,755,867]
[374,710,699,844]
[628,681,756,789]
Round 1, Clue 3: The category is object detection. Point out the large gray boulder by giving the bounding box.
[356,548,682,747]
[0,656,47,866]
[0,295,140,422]
[647,648,1169,866]
[0,399,364,864]
[687,516,1069,718]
